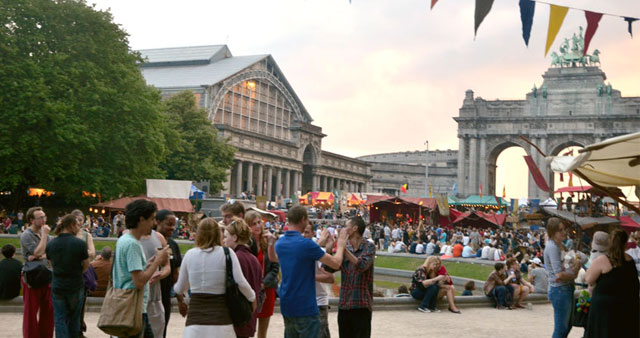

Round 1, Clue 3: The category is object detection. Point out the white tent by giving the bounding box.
[540,197,558,208]
[545,131,640,187]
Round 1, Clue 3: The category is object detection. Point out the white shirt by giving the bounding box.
[174,247,255,302]
[316,248,331,306]
[363,228,371,240]
[494,249,502,261]
[481,246,491,259]
[384,226,391,237]
[393,242,405,253]
[391,228,399,240]
[426,242,435,255]
[626,247,640,275]
[328,227,335,236]
[462,235,470,246]
[415,243,425,254]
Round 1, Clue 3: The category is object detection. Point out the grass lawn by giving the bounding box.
[374,255,494,281]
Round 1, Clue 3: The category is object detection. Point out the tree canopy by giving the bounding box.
[160,91,235,194]
[0,0,234,208]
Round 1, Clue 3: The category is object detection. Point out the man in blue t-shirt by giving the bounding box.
[267,205,347,338]
[113,199,169,338]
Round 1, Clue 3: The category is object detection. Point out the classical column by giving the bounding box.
[297,171,303,193]
[246,162,253,195]
[256,164,264,196]
[284,169,291,198]
[479,136,487,195]
[327,177,333,191]
[275,167,282,199]
[235,160,243,198]
[456,136,466,196]
[312,174,318,192]
[266,166,273,201]
[468,137,478,195]
[322,176,327,191]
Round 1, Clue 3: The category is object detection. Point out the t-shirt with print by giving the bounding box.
[275,230,325,317]
[45,233,88,294]
[113,233,149,313]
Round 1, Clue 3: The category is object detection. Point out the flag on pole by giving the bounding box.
[545,5,569,56]
[451,182,458,196]
[479,183,483,197]
[502,185,506,198]
[583,11,603,56]
[568,172,574,187]
[429,183,433,198]
[401,184,408,194]
[431,0,438,10]
[519,0,535,46]
[523,155,550,192]
[474,0,495,38]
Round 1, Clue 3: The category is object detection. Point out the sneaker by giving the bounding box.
[496,305,506,310]
[430,308,441,313]
[418,307,431,313]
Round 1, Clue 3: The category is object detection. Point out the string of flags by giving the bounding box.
[350,1,638,56]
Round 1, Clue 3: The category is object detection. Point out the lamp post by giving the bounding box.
[425,140,429,198]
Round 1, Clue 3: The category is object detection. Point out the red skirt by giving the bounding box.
[257,287,276,318]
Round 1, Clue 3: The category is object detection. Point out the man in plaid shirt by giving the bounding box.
[335,216,376,338]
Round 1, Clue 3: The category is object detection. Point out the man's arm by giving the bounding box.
[318,229,348,270]
[315,267,335,284]
[131,246,169,290]
[150,233,171,284]
[31,226,51,259]
[344,242,375,272]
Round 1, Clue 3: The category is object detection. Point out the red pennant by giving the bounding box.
[584,11,603,56]
[431,0,438,10]
[523,155,550,192]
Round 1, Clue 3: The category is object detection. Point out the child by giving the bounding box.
[462,280,475,296]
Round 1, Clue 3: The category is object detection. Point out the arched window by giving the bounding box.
[214,79,294,140]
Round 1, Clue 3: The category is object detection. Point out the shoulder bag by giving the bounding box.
[97,248,144,336]
[223,247,253,326]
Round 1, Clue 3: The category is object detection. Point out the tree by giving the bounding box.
[0,0,168,208]
[160,91,235,194]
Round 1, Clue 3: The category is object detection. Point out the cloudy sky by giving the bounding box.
[91,0,640,198]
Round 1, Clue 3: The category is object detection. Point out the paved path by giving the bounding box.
[0,304,584,338]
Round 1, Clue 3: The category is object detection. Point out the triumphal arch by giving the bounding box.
[454,29,640,199]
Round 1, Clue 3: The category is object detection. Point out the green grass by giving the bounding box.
[0,237,194,255]
[374,255,494,281]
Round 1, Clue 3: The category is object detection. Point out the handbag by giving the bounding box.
[223,247,253,326]
[97,249,144,337]
[22,261,52,289]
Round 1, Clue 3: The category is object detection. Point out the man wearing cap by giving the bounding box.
[528,257,548,294]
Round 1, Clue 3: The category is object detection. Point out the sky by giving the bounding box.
[90,0,640,199]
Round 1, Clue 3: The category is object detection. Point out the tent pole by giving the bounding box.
[574,169,640,214]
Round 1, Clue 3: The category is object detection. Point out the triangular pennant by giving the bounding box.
[583,11,603,56]
[624,17,638,37]
[474,0,495,38]
[519,0,535,46]
[431,0,438,10]
[545,5,569,56]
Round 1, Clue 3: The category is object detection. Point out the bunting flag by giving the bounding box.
[519,0,535,46]
[568,172,574,187]
[429,183,433,198]
[479,183,483,197]
[474,0,495,38]
[523,155,550,192]
[502,185,506,198]
[625,17,638,37]
[583,11,603,56]
[431,0,438,10]
[451,181,458,196]
[401,183,408,193]
[545,5,569,56]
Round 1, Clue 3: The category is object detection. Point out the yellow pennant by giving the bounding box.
[545,5,569,56]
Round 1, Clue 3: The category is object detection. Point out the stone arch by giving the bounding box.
[547,137,589,157]
[301,144,317,193]
[486,138,530,196]
[208,69,307,124]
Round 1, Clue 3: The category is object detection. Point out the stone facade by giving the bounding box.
[139,45,371,201]
[454,65,640,199]
[357,150,458,197]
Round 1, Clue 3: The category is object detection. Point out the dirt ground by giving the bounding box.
[0,304,585,338]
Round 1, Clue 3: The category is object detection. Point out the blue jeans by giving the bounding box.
[411,284,440,310]
[52,288,84,338]
[548,284,574,338]
[283,314,320,338]
[488,285,514,307]
[384,236,390,250]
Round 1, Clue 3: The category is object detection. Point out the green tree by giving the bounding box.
[160,91,235,194]
[0,0,168,208]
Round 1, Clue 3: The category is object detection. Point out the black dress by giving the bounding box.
[585,259,639,338]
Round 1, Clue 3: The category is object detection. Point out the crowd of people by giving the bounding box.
[1,200,639,338]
